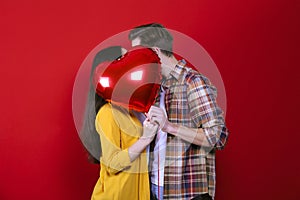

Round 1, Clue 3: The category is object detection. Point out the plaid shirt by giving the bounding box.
[150,60,229,200]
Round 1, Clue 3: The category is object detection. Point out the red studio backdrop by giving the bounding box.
[0,0,299,200]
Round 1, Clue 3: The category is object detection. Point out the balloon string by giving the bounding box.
[158,145,160,200]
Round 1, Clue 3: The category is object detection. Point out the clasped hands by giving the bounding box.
[141,106,169,140]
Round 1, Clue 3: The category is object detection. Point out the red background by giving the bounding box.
[1,0,299,199]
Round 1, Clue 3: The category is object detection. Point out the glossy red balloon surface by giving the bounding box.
[93,47,161,112]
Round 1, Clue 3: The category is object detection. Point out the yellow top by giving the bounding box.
[91,103,150,200]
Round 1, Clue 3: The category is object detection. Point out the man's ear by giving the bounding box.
[152,47,161,55]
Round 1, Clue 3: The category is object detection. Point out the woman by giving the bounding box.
[92,102,158,200]
[82,46,161,199]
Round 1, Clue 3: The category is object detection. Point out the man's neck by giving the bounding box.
[161,55,178,78]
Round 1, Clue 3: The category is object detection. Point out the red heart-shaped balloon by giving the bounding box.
[93,46,161,112]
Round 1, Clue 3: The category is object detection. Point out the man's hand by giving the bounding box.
[146,106,169,131]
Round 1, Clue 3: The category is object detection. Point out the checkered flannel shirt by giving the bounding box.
[150,60,229,200]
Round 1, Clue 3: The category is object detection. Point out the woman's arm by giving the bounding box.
[96,104,157,174]
[128,120,157,162]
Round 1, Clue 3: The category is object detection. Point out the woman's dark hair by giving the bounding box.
[81,46,123,164]
[91,46,123,113]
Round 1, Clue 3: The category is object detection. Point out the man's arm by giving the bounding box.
[186,74,229,149]
[164,119,212,147]
[147,106,212,147]
[147,74,229,149]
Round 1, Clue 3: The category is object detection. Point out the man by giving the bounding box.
[129,23,229,200]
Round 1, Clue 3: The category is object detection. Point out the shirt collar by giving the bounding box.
[164,59,186,83]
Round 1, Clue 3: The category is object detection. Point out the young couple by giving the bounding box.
[83,23,229,200]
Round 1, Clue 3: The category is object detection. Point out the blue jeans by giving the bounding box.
[151,183,164,200]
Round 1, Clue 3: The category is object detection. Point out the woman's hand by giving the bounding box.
[141,119,158,141]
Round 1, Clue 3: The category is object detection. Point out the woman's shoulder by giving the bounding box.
[96,103,127,121]
[96,103,113,122]
[98,103,111,113]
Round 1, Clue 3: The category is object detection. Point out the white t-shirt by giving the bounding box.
[151,89,167,186]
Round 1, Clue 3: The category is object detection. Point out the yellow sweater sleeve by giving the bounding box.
[95,104,132,175]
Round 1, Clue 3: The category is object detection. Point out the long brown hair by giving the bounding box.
[80,46,123,164]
